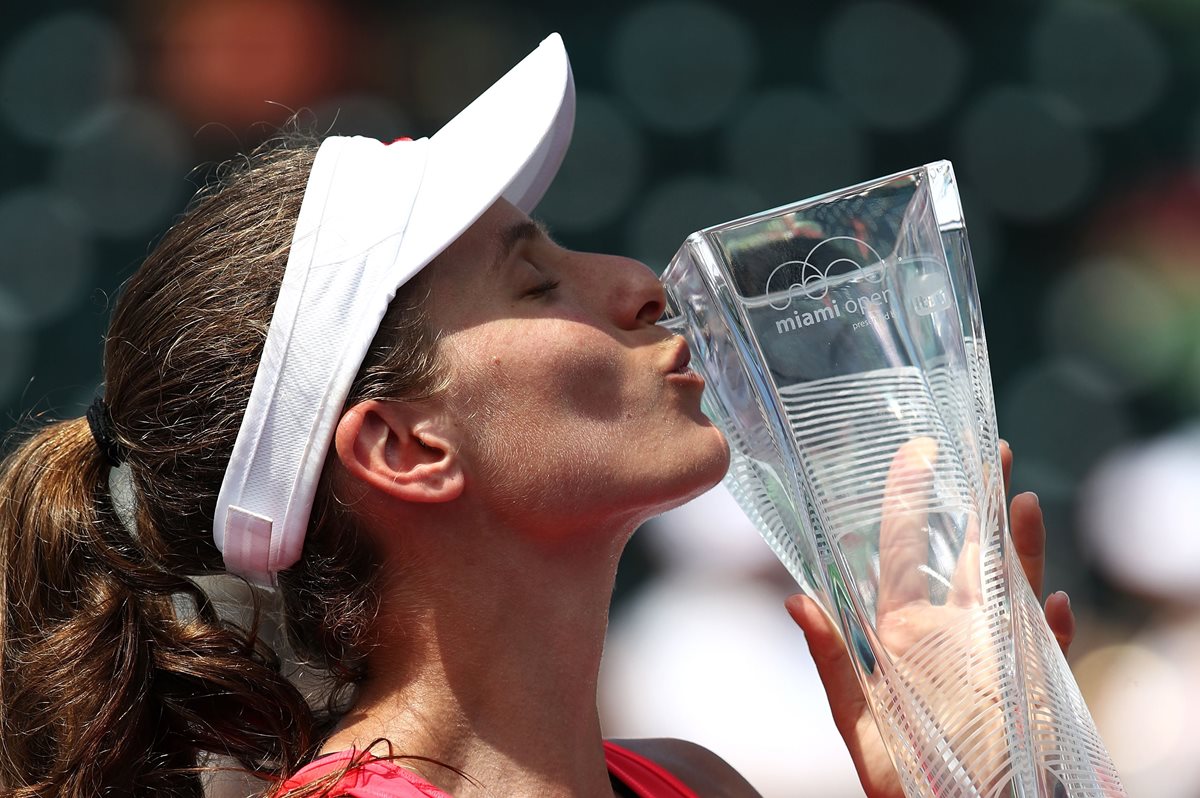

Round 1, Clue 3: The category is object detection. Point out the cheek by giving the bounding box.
[469,322,633,425]
[442,323,643,502]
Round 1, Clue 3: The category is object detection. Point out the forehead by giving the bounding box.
[418,198,536,331]
[431,198,530,280]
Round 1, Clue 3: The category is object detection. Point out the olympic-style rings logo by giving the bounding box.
[765,236,886,311]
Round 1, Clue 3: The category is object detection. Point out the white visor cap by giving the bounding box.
[214,33,576,586]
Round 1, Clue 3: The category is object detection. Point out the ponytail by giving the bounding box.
[1,138,445,796]
[0,418,315,796]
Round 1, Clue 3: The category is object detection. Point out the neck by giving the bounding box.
[321,514,633,798]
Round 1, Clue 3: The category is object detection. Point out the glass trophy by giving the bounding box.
[660,162,1126,798]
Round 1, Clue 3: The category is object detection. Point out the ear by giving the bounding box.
[334,399,464,504]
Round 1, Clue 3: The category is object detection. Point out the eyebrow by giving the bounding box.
[490,219,552,273]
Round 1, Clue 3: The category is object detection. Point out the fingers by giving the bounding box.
[877,437,938,614]
[1010,491,1046,599]
[785,594,870,741]
[1002,440,1070,656]
[1044,591,1075,657]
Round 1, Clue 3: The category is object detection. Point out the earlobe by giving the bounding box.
[334,400,464,504]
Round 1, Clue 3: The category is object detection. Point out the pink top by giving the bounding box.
[278,741,700,797]
[278,750,451,798]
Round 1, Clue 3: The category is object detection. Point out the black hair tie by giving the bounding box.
[86,397,128,467]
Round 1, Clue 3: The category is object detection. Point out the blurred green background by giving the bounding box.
[2,1,1199,793]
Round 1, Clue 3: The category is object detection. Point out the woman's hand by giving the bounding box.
[785,441,1076,798]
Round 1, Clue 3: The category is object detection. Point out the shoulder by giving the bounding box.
[608,738,763,798]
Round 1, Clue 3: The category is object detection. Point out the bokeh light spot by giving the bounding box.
[51,103,189,238]
[0,12,130,145]
[1044,257,1185,394]
[537,93,644,233]
[628,175,761,272]
[410,13,530,125]
[612,1,756,134]
[1030,1,1167,128]
[0,189,93,326]
[999,359,1130,484]
[725,88,867,209]
[821,1,966,130]
[1081,429,1200,602]
[1079,643,1188,776]
[156,0,346,130]
[958,86,1095,221]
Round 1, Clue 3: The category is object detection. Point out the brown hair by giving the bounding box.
[0,139,445,796]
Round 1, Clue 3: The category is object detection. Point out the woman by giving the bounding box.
[0,34,1072,797]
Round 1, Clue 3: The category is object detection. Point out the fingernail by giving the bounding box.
[1055,590,1070,608]
[1029,491,1040,508]
[1000,438,1009,450]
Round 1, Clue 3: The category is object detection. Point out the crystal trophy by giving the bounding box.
[660,162,1126,798]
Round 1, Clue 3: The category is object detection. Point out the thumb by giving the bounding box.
[785,594,871,741]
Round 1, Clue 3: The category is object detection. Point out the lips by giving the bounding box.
[668,338,692,374]
[664,338,704,389]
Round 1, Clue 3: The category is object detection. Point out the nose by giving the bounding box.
[601,254,666,329]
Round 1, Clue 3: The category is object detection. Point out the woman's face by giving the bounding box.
[424,199,730,539]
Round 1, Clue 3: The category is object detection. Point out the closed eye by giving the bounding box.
[524,278,560,298]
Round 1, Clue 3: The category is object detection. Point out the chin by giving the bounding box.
[652,426,732,515]
[703,426,733,483]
